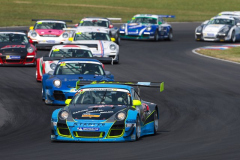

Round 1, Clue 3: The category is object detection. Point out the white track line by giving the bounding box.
[192,48,240,65]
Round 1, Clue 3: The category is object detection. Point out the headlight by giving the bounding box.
[146,26,151,31]
[50,63,56,70]
[116,112,126,121]
[110,44,116,50]
[62,33,68,38]
[27,47,34,53]
[60,111,69,120]
[53,79,61,88]
[31,32,37,37]
[196,26,202,32]
[121,25,125,30]
[220,27,230,33]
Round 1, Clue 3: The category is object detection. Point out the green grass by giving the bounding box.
[197,47,240,63]
[1,0,240,26]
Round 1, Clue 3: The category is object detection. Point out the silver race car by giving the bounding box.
[195,16,240,42]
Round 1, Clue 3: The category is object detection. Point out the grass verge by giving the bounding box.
[197,47,240,63]
[1,0,240,26]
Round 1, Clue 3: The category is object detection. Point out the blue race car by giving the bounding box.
[50,81,164,142]
[119,14,175,41]
[42,58,114,105]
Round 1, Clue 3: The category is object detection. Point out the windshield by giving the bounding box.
[74,32,110,41]
[34,22,66,30]
[208,19,234,25]
[72,88,132,105]
[79,20,109,28]
[50,49,93,58]
[131,17,157,24]
[0,33,29,43]
[55,62,104,75]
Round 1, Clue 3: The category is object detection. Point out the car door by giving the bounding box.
[132,89,145,123]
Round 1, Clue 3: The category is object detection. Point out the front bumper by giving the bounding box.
[0,56,36,66]
[201,32,231,42]
[30,37,67,49]
[119,32,154,40]
[51,120,136,142]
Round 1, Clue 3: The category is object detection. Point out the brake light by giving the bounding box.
[75,24,78,27]
[29,39,33,44]
[102,63,105,69]
[109,24,114,28]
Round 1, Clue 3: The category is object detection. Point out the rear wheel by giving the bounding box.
[114,55,119,64]
[167,29,173,41]
[135,116,141,141]
[115,33,121,45]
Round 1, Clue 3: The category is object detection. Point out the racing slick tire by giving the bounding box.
[154,110,158,135]
[115,33,121,45]
[135,115,141,141]
[231,31,236,43]
[167,29,173,41]
[154,31,159,41]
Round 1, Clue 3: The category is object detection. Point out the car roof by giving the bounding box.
[58,58,101,63]
[212,16,235,20]
[76,27,108,33]
[218,11,240,16]
[0,31,26,35]
[51,45,90,50]
[82,17,109,21]
[80,84,133,90]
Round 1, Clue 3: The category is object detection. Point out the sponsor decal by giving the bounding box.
[70,88,77,92]
[6,55,21,59]
[73,109,89,114]
[100,111,114,114]
[126,123,136,127]
[77,127,100,131]
[88,105,114,108]
[46,40,55,43]
[126,119,136,123]
[82,113,100,118]
[1,45,25,49]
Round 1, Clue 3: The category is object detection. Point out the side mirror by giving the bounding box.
[237,23,240,26]
[158,22,162,25]
[74,24,78,27]
[109,24,114,28]
[111,38,116,42]
[48,71,54,75]
[132,100,141,106]
[29,39,33,44]
[65,99,72,105]
[29,26,34,30]
[105,71,111,76]
[127,20,130,23]
[68,37,73,42]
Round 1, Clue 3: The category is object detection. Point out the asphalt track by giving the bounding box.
[0,23,240,160]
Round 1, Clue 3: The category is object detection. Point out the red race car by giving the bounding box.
[0,30,37,66]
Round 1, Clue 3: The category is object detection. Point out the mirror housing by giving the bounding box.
[111,38,116,42]
[29,39,33,44]
[109,24,114,28]
[68,37,73,42]
[29,26,34,30]
[74,24,78,27]
[133,100,141,106]
[65,99,72,105]
[158,22,162,25]
[48,71,54,75]
[127,20,130,23]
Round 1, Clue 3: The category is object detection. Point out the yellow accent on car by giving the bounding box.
[160,82,164,92]
[80,21,84,23]
[53,49,60,52]
[37,22,42,24]
[133,100,141,106]
[65,99,72,105]
[60,62,66,66]
[68,37,73,41]
[111,38,116,42]
[76,32,82,35]
[29,26,34,30]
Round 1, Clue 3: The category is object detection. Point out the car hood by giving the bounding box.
[69,104,128,120]
[35,29,63,36]
[0,43,29,55]
[52,74,107,88]
[203,24,229,33]
[127,23,151,30]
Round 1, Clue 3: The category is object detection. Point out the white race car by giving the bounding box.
[217,11,240,17]
[28,19,72,48]
[64,27,120,63]
[195,16,240,42]
[36,44,93,81]
[75,17,121,44]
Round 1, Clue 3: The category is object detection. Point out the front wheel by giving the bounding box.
[114,55,119,64]
[154,111,158,135]
[115,34,121,45]
[135,115,141,141]
[154,31,159,41]
[231,31,236,43]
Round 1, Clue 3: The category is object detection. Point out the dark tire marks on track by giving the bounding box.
[0,23,240,160]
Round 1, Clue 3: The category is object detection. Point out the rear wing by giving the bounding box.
[32,19,73,22]
[76,81,164,95]
[158,15,175,18]
[0,30,28,34]
[107,18,122,22]
[42,57,113,64]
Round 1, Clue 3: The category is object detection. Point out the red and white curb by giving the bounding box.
[192,44,240,65]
